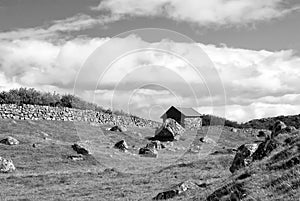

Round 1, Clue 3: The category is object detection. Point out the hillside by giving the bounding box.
[243,114,300,130]
[0,118,299,200]
[0,119,254,200]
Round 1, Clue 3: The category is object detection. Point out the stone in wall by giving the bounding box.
[0,104,161,128]
[184,117,202,130]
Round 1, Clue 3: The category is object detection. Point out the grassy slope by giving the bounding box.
[0,119,267,201]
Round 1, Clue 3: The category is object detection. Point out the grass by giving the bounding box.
[0,119,298,200]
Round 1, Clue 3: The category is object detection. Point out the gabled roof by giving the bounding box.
[175,107,201,117]
[161,106,201,118]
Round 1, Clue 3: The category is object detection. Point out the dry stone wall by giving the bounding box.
[0,104,160,128]
[184,117,202,130]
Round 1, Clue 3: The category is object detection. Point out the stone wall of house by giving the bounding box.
[0,104,161,128]
[184,117,202,130]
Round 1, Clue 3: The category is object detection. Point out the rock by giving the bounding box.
[154,118,185,141]
[257,131,267,138]
[161,141,173,149]
[0,136,19,145]
[110,125,127,132]
[153,189,178,200]
[0,157,15,173]
[114,140,128,152]
[252,138,279,161]
[146,140,164,150]
[153,180,198,200]
[72,143,90,155]
[199,136,216,144]
[229,143,259,173]
[231,128,238,133]
[139,147,158,158]
[67,155,84,161]
[173,180,199,194]
[271,120,287,138]
[285,126,297,133]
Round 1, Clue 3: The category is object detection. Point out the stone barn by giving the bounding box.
[160,106,202,130]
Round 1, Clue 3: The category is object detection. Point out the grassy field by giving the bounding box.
[0,119,298,200]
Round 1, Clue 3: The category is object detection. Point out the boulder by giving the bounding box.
[153,189,178,200]
[110,125,127,132]
[199,136,216,144]
[146,140,164,150]
[271,120,287,138]
[72,143,90,155]
[252,138,280,161]
[67,155,84,161]
[0,157,15,173]
[114,140,128,152]
[229,143,259,173]
[139,147,158,158]
[285,126,297,133]
[0,136,19,145]
[154,118,185,141]
[161,141,173,149]
[153,180,198,200]
[231,128,238,133]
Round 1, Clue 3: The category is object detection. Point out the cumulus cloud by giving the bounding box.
[0,35,299,122]
[94,0,299,26]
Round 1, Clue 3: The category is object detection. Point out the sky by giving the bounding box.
[0,0,299,122]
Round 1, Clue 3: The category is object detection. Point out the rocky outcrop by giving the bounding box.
[0,157,15,173]
[154,118,185,141]
[139,147,158,158]
[72,143,91,155]
[229,143,259,173]
[153,180,199,200]
[199,136,216,144]
[114,140,128,152]
[271,120,287,138]
[0,136,19,145]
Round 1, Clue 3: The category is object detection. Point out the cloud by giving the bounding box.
[94,0,299,26]
[0,35,300,121]
[0,14,119,40]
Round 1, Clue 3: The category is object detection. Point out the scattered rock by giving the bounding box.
[114,140,128,152]
[271,120,287,138]
[153,189,178,200]
[110,125,127,132]
[146,140,164,150]
[72,143,91,155]
[0,136,19,145]
[139,147,158,158]
[67,155,84,161]
[199,136,216,144]
[154,118,185,141]
[252,138,279,161]
[231,128,238,133]
[0,157,15,173]
[285,126,297,133]
[153,180,199,200]
[161,141,173,149]
[229,143,259,173]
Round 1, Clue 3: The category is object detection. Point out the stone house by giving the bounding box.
[160,106,202,129]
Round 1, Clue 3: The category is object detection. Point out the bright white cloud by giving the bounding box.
[0,35,299,122]
[94,0,299,26]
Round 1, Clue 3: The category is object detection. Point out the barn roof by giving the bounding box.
[161,106,201,118]
[175,107,201,117]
